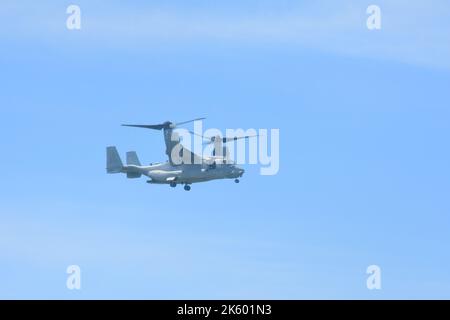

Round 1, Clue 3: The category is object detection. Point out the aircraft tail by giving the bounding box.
[106,146,124,173]
[126,151,142,178]
[126,151,141,166]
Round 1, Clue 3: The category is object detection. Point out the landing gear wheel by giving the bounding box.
[170,182,176,188]
[234,179,240,183]
[184,185,191,191]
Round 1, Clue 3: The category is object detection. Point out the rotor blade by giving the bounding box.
[122,124,165,130]
[224,135,258,143]
[188,130,208,139]
[175,117,206,126]
[204,135,259,145]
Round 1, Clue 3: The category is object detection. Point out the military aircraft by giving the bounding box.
[106,118,251,191]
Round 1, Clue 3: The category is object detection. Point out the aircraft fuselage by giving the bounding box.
[124,161,244,184]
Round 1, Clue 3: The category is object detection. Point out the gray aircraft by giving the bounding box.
[106,118,249,191]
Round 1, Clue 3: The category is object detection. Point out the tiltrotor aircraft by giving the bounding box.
[106,118,252,191]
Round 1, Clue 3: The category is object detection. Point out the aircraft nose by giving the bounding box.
[238,168,245,177]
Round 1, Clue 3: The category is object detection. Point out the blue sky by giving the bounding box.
[0,0,449,299]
